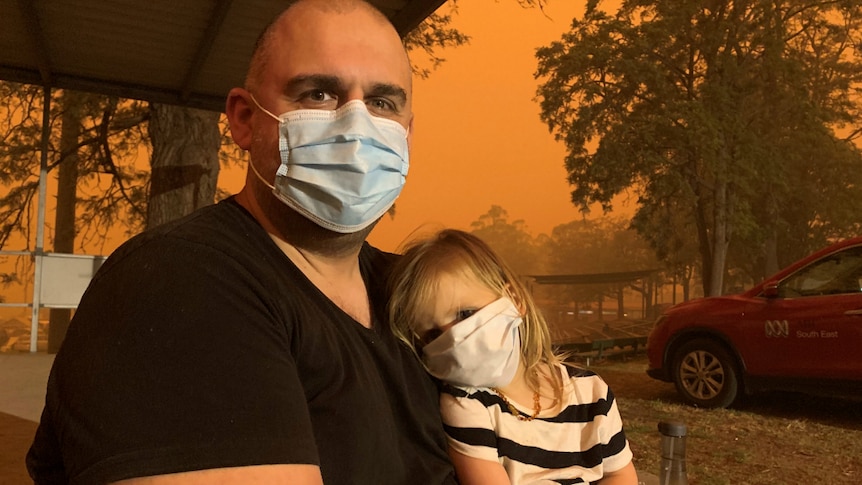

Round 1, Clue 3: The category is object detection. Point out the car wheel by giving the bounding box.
[672,338,740,408]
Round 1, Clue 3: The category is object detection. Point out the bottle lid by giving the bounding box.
[658,420,687,437]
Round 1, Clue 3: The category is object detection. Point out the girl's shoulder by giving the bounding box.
[440,382,497,399]
[439,384,504,414]
[562,363,598,379]
[558,363,614,398]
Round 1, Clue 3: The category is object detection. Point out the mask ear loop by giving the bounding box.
[248,93,281,121]
[247,153,276,191]
[246,93,282,191]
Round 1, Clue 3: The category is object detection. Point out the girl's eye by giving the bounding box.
[456,308,478,322]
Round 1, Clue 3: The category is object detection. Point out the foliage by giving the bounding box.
[0,83,149,253]
[403,1,471,79]
[543,217,659,305]
[544,217,656,274]
[469,205,546,276]
[403,0,551,78]
[535,0,862,296]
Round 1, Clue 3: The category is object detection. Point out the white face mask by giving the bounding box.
[249,96,409,233]
[421,297,522,388]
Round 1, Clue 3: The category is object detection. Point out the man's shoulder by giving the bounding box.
[359,242,398,268]
[93,199,271,283]
[142,197,255,243]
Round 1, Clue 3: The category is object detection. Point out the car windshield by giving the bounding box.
[778,245,862,297]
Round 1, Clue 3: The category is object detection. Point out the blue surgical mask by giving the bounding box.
[249,95,409,233]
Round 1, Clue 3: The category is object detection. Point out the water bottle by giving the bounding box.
[658,420,688,485]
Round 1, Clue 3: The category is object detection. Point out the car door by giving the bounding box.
[767,244,862,379]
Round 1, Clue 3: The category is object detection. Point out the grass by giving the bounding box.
[589,356,862,484]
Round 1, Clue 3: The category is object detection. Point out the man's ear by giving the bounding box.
[225,87,254,150]
[406,115,414,151]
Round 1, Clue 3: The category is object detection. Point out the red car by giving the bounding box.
[647,236,862,408]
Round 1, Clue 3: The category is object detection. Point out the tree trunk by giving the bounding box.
[616,286,625,319]
[763,228,779,278]
[48,91,85,354]
[681,265,691,302]
[692,176,714,296]
[146,104,220,228]
[708,179,730,296]
[671,274,677,305]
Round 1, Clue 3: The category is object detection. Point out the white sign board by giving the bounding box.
[39,253,104,308]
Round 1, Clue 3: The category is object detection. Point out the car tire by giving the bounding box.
[672,338,740,408]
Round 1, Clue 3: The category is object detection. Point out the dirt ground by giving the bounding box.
[590,354,862,485]
[0,412,37,484]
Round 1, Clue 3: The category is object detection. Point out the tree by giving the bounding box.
[47,90,86,352]
[0,85,149,351]
[403,1,471,79]
[146,105,221,228]
[469,205,545,275]
[402,0,549,77]
[541,217,658,319]
[535,0,862,296]
[0,84,149,253]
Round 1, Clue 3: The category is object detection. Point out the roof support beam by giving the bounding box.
[0,66,226,112]
[390,0,447,36]
[180,0,235,102]
[15,0,52,85]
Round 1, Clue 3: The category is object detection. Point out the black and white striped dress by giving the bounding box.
[440,365,632,484]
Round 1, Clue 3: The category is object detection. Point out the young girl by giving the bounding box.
[388,229,638,485]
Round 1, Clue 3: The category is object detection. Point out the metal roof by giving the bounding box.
[0,0,445,112]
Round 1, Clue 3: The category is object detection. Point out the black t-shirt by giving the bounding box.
[27,198,456,485]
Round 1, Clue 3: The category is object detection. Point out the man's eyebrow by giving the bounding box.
[284,74,344,95]
[367,83,408,107]
[283,75,408,107]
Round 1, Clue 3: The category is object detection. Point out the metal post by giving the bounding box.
[30,86,51,353]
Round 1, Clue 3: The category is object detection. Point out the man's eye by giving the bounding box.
[456,309,478,322]
[367,98,395,114]
[303,90,334,103]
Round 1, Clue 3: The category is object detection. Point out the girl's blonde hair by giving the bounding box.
[388,229,565,397]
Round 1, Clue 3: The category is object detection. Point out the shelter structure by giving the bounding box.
[0,0,443,110]
[526,269,660,360]
[0,0,446,352]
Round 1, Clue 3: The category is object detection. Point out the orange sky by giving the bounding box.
[330,0,629,255]
[367,0,591,251]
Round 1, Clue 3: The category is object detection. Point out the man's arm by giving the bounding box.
[112,464,323,484]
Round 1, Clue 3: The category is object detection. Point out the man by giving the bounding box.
[26,1,457,483]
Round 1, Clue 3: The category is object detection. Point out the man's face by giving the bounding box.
[249,4,414,177]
